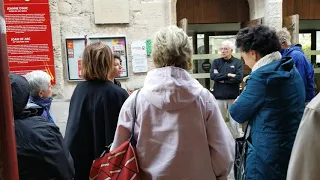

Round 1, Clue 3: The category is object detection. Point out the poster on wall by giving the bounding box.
[131,40,148,73]
[4,0,56,84]
[65,36,129,81]
[65,38,86,81]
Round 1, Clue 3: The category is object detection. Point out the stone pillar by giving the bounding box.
[169,0,177,25]
[247,0,264,20]
[49,0,65,98]
[263,0,283,30]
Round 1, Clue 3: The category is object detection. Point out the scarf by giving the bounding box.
[29,96,54,123]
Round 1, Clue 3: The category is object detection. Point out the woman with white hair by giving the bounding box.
[111,25,234,180]
[25,70,54,123]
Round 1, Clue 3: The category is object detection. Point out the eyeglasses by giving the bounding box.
[220,47,230,51]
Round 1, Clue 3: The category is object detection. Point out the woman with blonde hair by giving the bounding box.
[64,42,129,179]
[111,25,234,180]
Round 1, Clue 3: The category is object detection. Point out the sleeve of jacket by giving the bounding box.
[210,59,228,81]
[229,78,265,123]
[286,105,320,180]
[224,59,243,84]
[292,53,307,78]
[39,125,75,179]
[110,91,136,151]
[205,91,235,180]
[292,53,315,101]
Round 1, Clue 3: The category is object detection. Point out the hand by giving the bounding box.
[228,73,236,78]
[128,89,134,95]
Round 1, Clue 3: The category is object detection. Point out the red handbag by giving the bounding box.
[90,90,140,180]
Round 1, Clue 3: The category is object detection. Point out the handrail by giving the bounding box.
[192,50,320,61]
[191,68,320,79]
[191,51,320,79]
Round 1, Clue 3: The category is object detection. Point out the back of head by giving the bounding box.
[152,25,193,70]
[24,70,51,97]
[10,73,30,114]
[235,25,281,57]
[277,28,292,46]
[82,42,114,81]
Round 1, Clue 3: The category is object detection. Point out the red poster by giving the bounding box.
[4,0,56,84]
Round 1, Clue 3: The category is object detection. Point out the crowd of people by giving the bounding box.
[8,24,320,180]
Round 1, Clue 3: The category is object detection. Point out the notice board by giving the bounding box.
[66,36,128,81]
[4,0,56,84]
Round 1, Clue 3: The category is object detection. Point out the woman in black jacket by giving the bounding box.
[64,42,129,179]
[11,72,74,180]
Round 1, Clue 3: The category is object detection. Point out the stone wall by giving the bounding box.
[49,0,175,99]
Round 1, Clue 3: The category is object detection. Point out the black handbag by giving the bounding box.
[234,124,251,180]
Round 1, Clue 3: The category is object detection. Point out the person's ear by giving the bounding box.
[38,91,44,98]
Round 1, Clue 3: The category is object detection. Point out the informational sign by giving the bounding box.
[131,40,148,73]
[65,36,129,81]
[65,38,86,81]
[4,0,56,84]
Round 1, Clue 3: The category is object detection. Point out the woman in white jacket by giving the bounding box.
[287,93,320,180]
[111,25,235,180]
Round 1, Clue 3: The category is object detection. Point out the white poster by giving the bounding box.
[132,57,148,73]
[66,38,86,81]
[131,40,148,73]
[131,41,147,56]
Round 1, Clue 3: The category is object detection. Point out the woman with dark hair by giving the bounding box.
[111,53,122,87]
[64,42,129,179]
[230,25,305,179]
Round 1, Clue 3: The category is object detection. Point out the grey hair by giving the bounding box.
[24,70,51,97]
[221,40,235,50]
[152,25,193,70]
[277,28,292,46]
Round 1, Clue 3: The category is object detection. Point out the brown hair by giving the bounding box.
[82,42,114,81]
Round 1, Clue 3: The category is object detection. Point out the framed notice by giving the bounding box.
[4,0,56,84]
[65,36,129,81]
[65,37,86,81]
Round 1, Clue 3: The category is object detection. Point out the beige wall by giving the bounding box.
[50,0,175,99]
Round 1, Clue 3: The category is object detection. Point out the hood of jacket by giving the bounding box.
[281,44,304,56]
[10,73,30,115]
[251,57,298,83]
[143,67,203,111]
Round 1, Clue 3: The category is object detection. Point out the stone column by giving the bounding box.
[169,0,177,25]
[49,0,65,98]
[247,0,264,20]
[263,0,283,30]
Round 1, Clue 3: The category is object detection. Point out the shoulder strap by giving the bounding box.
[131,89,141,135]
